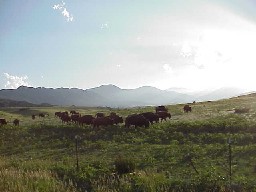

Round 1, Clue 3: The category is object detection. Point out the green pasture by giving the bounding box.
[0,93,256,191]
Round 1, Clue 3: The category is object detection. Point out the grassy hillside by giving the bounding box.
[0,93,256,191]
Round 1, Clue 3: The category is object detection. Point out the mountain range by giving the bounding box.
[0,85,250,108]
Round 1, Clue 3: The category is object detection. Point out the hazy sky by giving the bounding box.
[1,0,256,91]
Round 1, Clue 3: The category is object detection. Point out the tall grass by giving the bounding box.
[0,167,77,192]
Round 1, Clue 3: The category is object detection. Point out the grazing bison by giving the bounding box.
[156,111,171,122]
[32,114,36,120]
[55,111,62,118]
[70,110,79,115]
[141,112,159,124]
[39,113,45,118]
[78,115,95,126]
[0,118,7,126]
[183,105,192,112]
[93,117,114,128]
[60,115,72,124]
[108,114,123,125]
[71,114,81,124]
[55,111,69,119]
[155,105,168,113]
[13,119,19,126]
[95,112,105,118]
[125,114,150,128]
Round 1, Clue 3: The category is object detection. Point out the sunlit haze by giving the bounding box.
[1,0,256,92]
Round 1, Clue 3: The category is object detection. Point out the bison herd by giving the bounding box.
[54,105,172,128]
[0,105,192,128]
[0,118,19,126]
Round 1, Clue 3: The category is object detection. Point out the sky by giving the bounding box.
[1,0,256,92]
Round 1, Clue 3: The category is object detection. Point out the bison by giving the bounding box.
[71,114,80,124]
[95,112,105,118]
[155,105,168,113]
[13,119,19,126]
[93,117,114,128]
[108,114,123,125]
[125,114,150,128]
[32,114,36,120]
[0,118,7,126]
[55,111,69,119]
[141,112,159,124]
[156,111,171,122]
[78,115,95,126]
[183,105,192,112]
[60,115,72,124]
[70,110,79,115]
[38,113,45,118]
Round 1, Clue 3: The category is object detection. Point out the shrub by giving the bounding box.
[114,155,135,175]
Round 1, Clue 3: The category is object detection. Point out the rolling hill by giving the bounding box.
[0,85,248,107]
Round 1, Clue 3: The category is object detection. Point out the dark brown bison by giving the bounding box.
[108,114,123,125]
[32,114,36,120]
[55,111,69,119]
[55,111,62,118]
[125,114,150,128]
[155,105,168,113]
[78,115,95,126]
[95,112,105,118]
[13,119,19,126]
[141,112,159,124]
[38,113,44,118]
[60,115,71,124]
[93,117,114,128]
[156,111,171,121]
[183,105,192,112]
[0,118,7,126]
[71,114,80,124]
[70,110,79,115]
[110,112,117,116]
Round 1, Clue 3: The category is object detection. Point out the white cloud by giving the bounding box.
[180,41,193,57]
[163,64,173,74]
[100,22,109,30]
[3,73,31,89]
[53,1,74,22]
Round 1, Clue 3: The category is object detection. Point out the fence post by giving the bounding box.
[75,135,81,171]
[228,138,232,186]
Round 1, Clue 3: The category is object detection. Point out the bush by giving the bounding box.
[114,155,135,175]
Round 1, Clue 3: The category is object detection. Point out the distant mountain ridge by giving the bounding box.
[0,85,248,107]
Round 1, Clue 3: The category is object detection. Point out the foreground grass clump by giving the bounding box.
[0,166,76,192]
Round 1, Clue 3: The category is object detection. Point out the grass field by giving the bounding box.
[0,93,256,191]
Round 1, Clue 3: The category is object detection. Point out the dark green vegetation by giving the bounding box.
[0,93,256,191]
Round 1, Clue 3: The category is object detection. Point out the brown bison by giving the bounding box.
[78,115,95,126]
[39,113,48,118]
[108,114,123,125]
[13,119,19,126]
[60,115,72,124]
[141,112,159,124]
[0,118,7,126]
[93,117,114,128]
[55,111,69,119]
[70,110,79,115]
[183,105,192,112]
[155,105,168,113]
[125,114,150,128]
[95,112,105,118]
[71,114,80,124]
[32,114,36,120]
[156,111,171,121]
[55,111,62,118]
